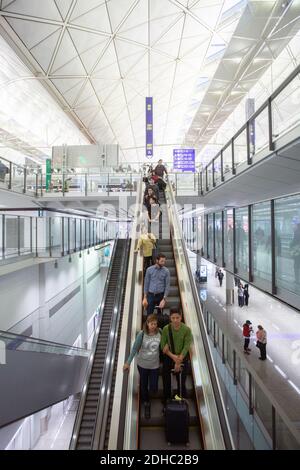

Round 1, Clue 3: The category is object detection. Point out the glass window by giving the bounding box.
[215,212,222,265]
[275,195,300,296]
[226,340,234,371]
[252,202,272,286]
[235,207,249,279]
[252,381,272,437]
[276,414,300,449]
[207,213,214,260]
[204,215,208,258]
[224,209,234,271]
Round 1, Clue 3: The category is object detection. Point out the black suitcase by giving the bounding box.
[165,371,189,445]
[153,307,169,329]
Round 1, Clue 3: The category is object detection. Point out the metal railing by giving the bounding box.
[0,329,89,357]
[0,213,118,263]
[166,181,234,449]
[201,63,300,194]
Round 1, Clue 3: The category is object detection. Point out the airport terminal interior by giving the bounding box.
[0,0,300,451]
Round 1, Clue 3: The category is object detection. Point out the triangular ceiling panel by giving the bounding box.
[153,16,185,57]
[190,3,224,31]
[51,78,86,104]
[107,0,138,32]
[115,39,146,77]
[6,17,61,50]
[30,29,62,72]
[75,81,98,107]
[54,0,73,20]
[51,55,87,76]
[70,0,106,22]
[91,79,119,104]
[2,0,61,21]
[117,0,148,45]
[92,43,120,79]
[68,28,109,72]
[51,30,78,73]
[70,2,111,33]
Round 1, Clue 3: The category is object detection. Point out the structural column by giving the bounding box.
[81,251,89,350]
[37,263,49,339]
[225,271,235,305]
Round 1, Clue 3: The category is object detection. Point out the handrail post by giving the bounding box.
[23,167,27,193]
[246,122,252,165]
[231,138,236,175]
[221,151,224,182]
[8,162,12,190]
[268,98,275,152]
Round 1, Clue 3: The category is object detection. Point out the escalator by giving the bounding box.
[138,189,203,450]
[71,238,131,450]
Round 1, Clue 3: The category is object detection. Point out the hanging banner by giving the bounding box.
[146,97,153,158]
[173,148,195,172]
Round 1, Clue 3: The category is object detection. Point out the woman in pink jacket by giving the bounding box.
[256,325,267,360]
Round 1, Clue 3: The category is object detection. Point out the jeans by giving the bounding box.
[244,338,250,351]
[162,355,189,402]
[137,366,159,402]
[146,292,164,316]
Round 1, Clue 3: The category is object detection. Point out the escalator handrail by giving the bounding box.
[93,237,131,449]
[167,182,234,450]
[69,239,118,449]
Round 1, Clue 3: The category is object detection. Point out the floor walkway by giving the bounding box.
[192,254,300,436]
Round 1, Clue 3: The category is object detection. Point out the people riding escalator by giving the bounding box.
[135,225,156,275]
[161,307,193,407]
[123,314,161,419]
[143,253,170,316]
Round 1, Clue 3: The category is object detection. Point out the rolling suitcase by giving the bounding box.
[153,306,169,329]
[164,324,189,445]
[165,370,189,445]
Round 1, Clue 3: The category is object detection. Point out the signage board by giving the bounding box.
[173,148,195,172]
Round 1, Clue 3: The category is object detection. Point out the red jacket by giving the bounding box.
[243,324,251,338]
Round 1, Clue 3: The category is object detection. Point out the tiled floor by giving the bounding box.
[191,254,300,437]
[33,400,77,450]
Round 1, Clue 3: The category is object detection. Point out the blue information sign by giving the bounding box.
[173,148,195,172]
[146,97,153,159]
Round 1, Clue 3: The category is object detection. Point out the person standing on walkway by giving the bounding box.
[136,226,156,275]
[123,314,161,419]
[217,269,224,287]
[256,325,267,360]
[238,283,244,307]
[143,253,170,316]
[243,320,252,354]
[244,284,249,306]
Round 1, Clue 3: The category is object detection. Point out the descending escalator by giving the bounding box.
[138,189,203,450]
[71,238,130,450]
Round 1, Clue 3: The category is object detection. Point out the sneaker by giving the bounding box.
[144,402,151,419]
[244,350,250,355]
[247,348,251,351]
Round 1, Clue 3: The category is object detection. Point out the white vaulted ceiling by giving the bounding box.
[0,0,298,164]
[0,0,247,162]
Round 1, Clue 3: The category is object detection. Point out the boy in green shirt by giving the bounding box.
[161,307,193,402]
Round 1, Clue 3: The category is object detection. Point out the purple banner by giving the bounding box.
[146,97,153,158]
[173,148,195,172]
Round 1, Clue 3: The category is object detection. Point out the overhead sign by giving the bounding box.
[146,97,153,158]
[173,148,195,172]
